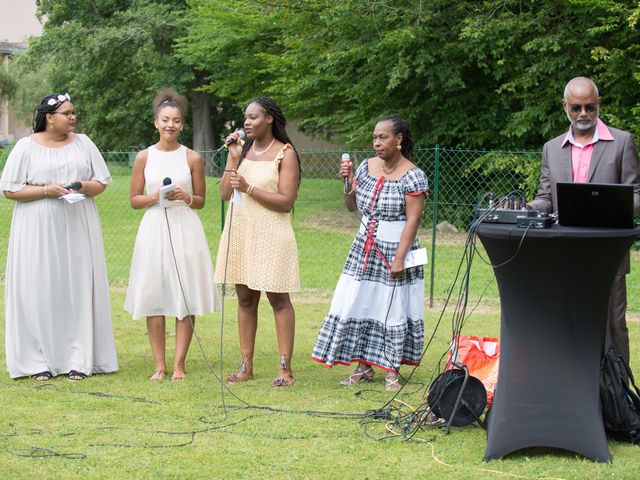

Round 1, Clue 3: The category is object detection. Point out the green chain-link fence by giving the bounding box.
[0,145,543,305]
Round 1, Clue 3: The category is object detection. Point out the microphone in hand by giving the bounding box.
[225,129,246,146]
[341,153,351,194]
[64,181,82,190]
[159,177,175,208]
[216,129,246,153]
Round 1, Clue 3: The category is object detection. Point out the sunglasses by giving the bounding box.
[569,104,598,114]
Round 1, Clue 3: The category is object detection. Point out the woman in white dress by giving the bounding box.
[1,92,118,381]
[125,88,219,381]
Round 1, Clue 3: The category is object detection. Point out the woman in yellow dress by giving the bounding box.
[215,97,301,387]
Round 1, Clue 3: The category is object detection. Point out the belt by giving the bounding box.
[359,216,405,271]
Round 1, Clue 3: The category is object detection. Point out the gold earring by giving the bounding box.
[397,144,402,150]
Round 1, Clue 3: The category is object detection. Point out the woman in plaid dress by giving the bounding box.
[312,115,428,391]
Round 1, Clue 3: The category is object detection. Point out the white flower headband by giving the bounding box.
[47,93,71,107]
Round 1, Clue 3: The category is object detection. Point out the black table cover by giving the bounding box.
[477,223,640,462]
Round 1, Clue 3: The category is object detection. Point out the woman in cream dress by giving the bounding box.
[1,92,117,381]
[215,97,300,387]
[125,88,219,381]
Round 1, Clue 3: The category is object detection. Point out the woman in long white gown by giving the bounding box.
[1,92,118,381]
[125,88,219,382]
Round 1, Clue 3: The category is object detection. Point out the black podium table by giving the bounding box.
[477,223,640,462]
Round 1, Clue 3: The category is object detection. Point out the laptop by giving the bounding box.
[556,182,635,228]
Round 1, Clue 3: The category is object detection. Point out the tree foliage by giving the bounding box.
[20,0,209,149]
[15,0,640,150]
[178,0,640,149]
[0,68,19,101]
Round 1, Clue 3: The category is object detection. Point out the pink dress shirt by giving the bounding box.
[562,118,614,182]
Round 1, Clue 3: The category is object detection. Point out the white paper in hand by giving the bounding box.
[60,192,86,204]
[400,248,428,269]
[159,183,176,208]
[231,189,243,206]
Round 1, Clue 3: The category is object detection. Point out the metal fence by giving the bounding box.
[0,145,543,304]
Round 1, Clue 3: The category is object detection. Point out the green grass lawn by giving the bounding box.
[1,289,640,479]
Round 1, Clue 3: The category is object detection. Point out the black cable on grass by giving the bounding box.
[214,200,395,421]
[0,190,529,454]
[2,446,87,460]
[360,191,531,440]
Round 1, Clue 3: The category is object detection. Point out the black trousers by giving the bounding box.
[607,274,629,365]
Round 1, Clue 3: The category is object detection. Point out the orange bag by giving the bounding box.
[447,335,500,406]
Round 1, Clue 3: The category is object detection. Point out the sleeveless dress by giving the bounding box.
[312,158,428,372]
[125,145,220,319]
[214,144,300,292]
[0,134,118,378]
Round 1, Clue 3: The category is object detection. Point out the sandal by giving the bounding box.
[149,370,168,381]
[171,369,186,382]
[226,360,253,384]
[68,370,87,381]
[340,366,374,385]
[272,355,294,388]
[385,373,402,392]
[31,371,52,381]
[272,376,294,387]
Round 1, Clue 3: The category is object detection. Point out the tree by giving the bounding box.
[0,68,19,101]
[178,0,640,149]
[20,0,227,150]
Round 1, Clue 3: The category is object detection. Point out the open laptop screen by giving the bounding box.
[556,182,635,228]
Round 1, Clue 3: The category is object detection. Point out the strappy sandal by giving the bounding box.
[385,373,402,392]
[340,366,374,385]
[226,360,253,384]
[272,355,294,388]
[149,370,167,381]
[68,370,87,381]
[272,376,294,387]
[31,371,52,381]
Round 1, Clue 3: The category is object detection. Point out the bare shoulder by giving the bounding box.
[186,147,203,163]
[133,148,149,168]
[187,148,203,168]
[280,144,299,168]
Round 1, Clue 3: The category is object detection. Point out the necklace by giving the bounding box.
[252,138,276,157]
[382,161,399,175]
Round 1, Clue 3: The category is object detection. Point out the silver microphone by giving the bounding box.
[216,129,246,153]
[225,129,246,146]
[341,153,351,194]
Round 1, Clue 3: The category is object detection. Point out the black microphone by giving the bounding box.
[341,153,351,194]
[163,177,172,186]
[64,181,82,190]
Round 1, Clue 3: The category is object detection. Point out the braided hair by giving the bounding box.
[152,87,188,118]
[32,92,71,133]
[239,97,301,181]
[378,114,415,160]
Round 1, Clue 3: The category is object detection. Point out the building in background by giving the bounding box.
[0,0,43,142]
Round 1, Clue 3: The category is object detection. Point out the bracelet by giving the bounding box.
[224,169,237,173]
[187,193,194,207]
[247,184,255,196]
[43,185,48,198]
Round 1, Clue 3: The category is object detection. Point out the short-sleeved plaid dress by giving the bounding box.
[311,158,428,372]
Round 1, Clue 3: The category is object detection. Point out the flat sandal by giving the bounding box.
[340,366,374,385]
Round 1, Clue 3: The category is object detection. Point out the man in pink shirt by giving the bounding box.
[529,77,640,365]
